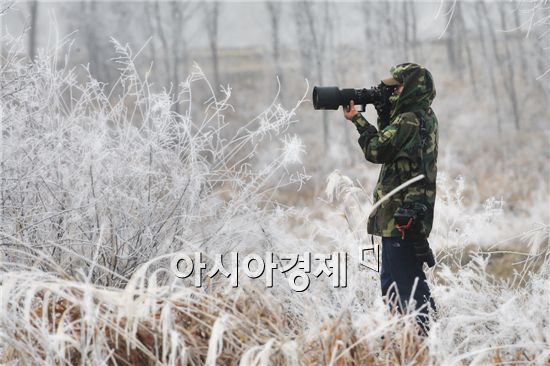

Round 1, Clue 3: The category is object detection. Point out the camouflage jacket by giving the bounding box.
[351,63,438,238]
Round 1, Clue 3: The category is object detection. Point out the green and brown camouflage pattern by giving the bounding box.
[388,63,437,121]
[351,63,438,238]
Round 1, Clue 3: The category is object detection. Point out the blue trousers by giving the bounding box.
[380,236,436,334]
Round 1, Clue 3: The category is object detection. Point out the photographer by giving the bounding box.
[343,63,438,335]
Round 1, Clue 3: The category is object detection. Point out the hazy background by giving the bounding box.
[1,2,549,363]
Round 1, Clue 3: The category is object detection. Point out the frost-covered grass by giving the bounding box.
[1,35,549,365]
[0,32,308,285]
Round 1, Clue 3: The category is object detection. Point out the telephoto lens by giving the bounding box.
[312,84,394,111]
[312,87,356,110]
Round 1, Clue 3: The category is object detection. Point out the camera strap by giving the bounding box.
[396,217,414,240]
[392,110,430,239]
[396,111,428,203]
[413,110,429,201]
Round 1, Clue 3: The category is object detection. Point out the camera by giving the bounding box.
[312,83,396,111]
[393,203,435,268]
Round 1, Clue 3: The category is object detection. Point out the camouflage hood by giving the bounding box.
[388,63,436,120]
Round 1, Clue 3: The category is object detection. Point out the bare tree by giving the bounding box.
[28,0,38,61]
[144,1,157,69]
[149,1,195,112]
[402,1,410,60]
[294,1,332,147]
[477,1,521,130]
[385,1,399,62]
[79,0,103,80]
[498,4,521,130]
[361,2,379,82]
[294,6,313,81]
[266,1,284,102]
[362,1,396,78]
[153,0,170,87]
[439,3,479,97]
[511,4,530,82]
[513,0,550,82]
[410,2,420,62]
[399,1,421,63]
[204,2,221,92]
[444,2,464,73]
[455,2,478,98]
[170,2,194,114]
[474,1,503,132]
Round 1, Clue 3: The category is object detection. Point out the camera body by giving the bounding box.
[312,83,395,112]
[393,202,428,229]
[394,203,436,268]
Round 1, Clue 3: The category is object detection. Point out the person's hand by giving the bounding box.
[343,100,358,120]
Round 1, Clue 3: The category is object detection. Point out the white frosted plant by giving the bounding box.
[0,31,312,364]
[430,248,550,365]
[431,173,508,250]
[0,33,308,288]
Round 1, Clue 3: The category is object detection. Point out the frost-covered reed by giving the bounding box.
[0,32,308,286]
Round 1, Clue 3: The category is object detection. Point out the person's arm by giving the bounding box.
[349,112,374,134]
[342,100,376,135]
[357,113,418,164]
[343,101,418,164]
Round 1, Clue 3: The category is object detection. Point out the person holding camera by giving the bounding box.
[343,63,438,335]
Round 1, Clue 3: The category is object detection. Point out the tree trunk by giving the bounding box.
[83,0,101,80]
[498,5,521,130]
[154,1,171,88]
[474,1,503,133]
[28,0,38,61]
[204,2,221,92]
[266,2,283,103]
[512,4,530,82]
[456,2,478,98]
[479,1,506,133]
[410,1,420,62]
[171,2,182,115]
[403,1,410,60]
[144,2,157,72]
[385,1,398,62]
[301,1,330,147]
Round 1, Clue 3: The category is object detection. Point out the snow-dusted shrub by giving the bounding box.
[0,34,307,286]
